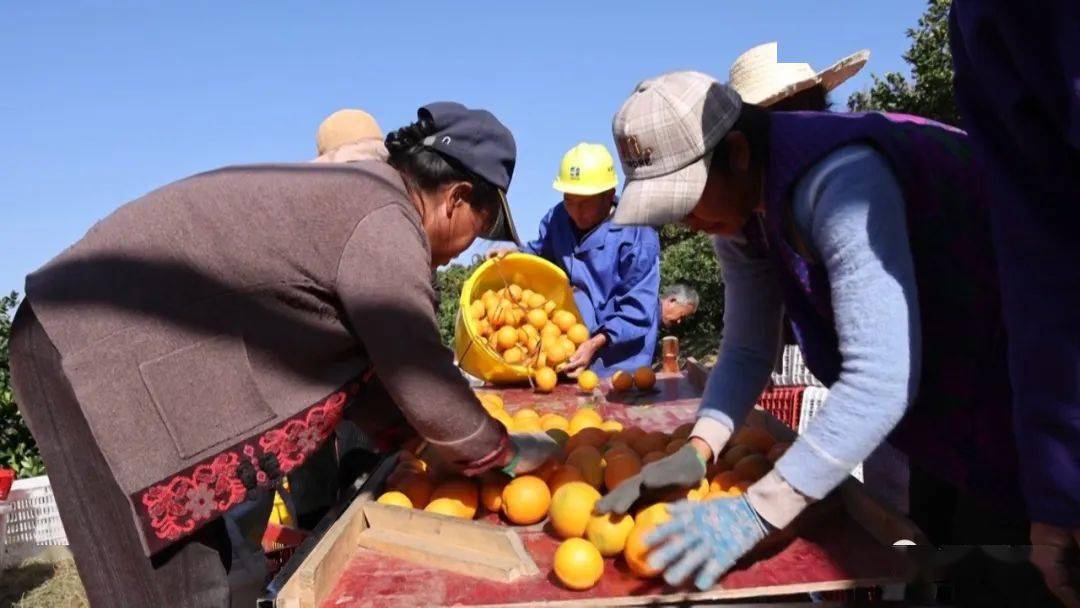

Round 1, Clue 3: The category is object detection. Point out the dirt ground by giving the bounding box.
[1,548,87,608]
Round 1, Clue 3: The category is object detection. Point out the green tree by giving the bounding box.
[434,261,480,346]
[0,292,45,477]
[848,0,958,125]
[658,225,724,361]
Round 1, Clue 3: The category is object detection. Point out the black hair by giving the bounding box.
[385,117,500,215]
[710,102,771,174]
[769,84,832,112]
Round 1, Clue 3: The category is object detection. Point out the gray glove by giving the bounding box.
[594,444,706,515]
[504,432,563,476]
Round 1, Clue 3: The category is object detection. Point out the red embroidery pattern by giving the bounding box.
[133,379,366,553]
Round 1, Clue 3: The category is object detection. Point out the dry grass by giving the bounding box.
[1,550,88,608]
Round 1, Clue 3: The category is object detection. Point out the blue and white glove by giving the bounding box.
[644,495,771,590]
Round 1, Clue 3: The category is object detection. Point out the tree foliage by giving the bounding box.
[1,292,45,477]
[434,261,480,346]
[847,0,958,125]
[658,225,724,361]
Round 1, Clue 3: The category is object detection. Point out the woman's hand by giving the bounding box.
[502,432,563,476]
[644,495,770,589]
[561,334,607,377]
[1030,522,1080,608]
[484,246,518,260]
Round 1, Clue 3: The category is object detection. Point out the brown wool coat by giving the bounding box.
[21,161,505,555]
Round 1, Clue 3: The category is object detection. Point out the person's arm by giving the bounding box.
[690,235,784,459]
[521,207,554,257]
[336,204,509,471]
[592,229,661,351]
[768,145,921,509]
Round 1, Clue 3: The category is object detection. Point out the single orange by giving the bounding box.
[565,427,609,453]
[565,445,604,488]
[526,308,548,329]
[480,473,509,512]
[496,326,518,350]
[545,343,569,366]
[731,426,776,453]
[641,450,666,465]
[391,473,433,509]
[604,454,642,491]
[549,481,601,538]
[568,408,604,435]
[502,346,525,364]
[624,524,662,578]
[577,370,600,392]
[534,367,558,393]
[633,367,657,391]
[547,464,584,494]
[722,444,757,469]
[553,538,604,590]
[430,479,478,519]
[552,310,577,332]
[501,475,551,525]
[566,323,590,345]
[527,292,547,309]
[611,370,634,392]
[539,413,570,432]
[586,512,635,557]
[600,419,623,434]
[376,491,413,509]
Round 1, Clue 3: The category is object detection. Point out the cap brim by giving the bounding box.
[482,189,522,246]
[613,152,711,227]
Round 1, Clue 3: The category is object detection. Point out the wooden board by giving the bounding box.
[281,371,923,607]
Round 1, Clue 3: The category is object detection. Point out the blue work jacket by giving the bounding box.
[523,203,660,376]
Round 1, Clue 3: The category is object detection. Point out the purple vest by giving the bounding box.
[748,111,1021,509]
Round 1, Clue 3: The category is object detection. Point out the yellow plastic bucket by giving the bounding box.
[454,253,581,384]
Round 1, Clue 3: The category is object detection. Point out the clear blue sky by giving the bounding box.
[0,1,926,295]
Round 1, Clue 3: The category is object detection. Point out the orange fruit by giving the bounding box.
[641,450,666,465]
[544,343,569,366]
[377,491,413,508]
[565,446,604,488]
[624,524,662,578]
[618,426,646,446]
[688,478,711,501]
[722,444,757,469]
[503,346,525,364]
[425,497,473,518]
[565,427,609,453]
[566,323,590,345]
[604,454,642,491]
[508,284,523,302]
[469,300,485,320]
[547,464,584,494]
[539,413,570,432]
[392,474,433,509]
[733,454,772,483]
[577,370,599,392]
[496,326,518,350]
[540,322,562,339]
[513,408,540,424]
[766,441,791,463]
[553,538,604,590]
[709,470,742,494]
[477,392,504,411]
[552,310,577,332]
[492,410,514,431]
[731,426,776,453]
[568,408,604,435]
[587,512,636,557]
[672,422,694,439]
[558,336,578,356]
[549,481,602,538]
[633,503,671,530]
[501,475,551,525]
[633,431,669,456]
[604,440,635,458]
[527,292,547,309]
[430,479,478,519]
[600,419,623,434]
[544,300,557,315]
[664,438,686,455]
[611,370,634,392]
[633,367,656,391]
[534,367,557,393]
[532,458,562,484]
[526,308,548,329]
[480,474,509,511]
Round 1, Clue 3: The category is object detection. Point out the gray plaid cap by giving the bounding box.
[611,71,742,226]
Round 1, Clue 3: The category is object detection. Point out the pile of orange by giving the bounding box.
[467,282,588,375]
[375,397,789,592]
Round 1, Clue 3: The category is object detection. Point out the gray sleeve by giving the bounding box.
[775,145,922,499]
[696,234,784,431]
[335,205,506,466]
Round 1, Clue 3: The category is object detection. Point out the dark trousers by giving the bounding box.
[9,304,259,607]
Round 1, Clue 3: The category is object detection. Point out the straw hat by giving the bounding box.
[315,109,383,155]
[729,42,870,107]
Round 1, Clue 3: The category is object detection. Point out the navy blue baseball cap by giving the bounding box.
[418,102,521,245]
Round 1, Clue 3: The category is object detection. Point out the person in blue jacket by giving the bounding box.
[490,143,660,377]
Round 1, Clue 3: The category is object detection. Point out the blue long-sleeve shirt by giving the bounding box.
[524,203,660,377]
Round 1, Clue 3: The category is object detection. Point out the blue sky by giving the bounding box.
[0,1,926,295]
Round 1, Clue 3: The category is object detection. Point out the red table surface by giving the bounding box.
[316,374,910,607]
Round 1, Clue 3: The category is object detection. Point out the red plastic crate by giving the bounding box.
[756,386,806,430]
[0,468,14,501]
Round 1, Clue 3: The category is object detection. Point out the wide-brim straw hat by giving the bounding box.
[729,42,870,107]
